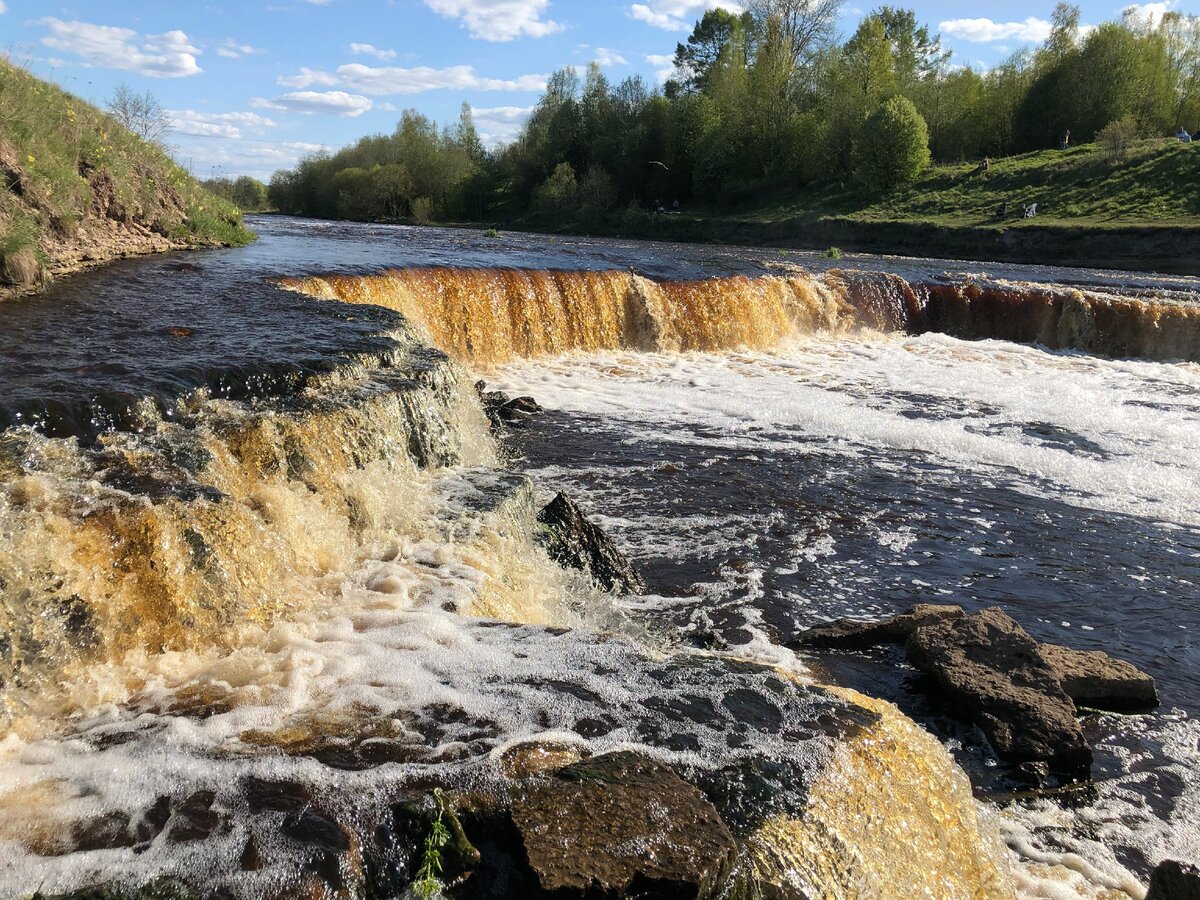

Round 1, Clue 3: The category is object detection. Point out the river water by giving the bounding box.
[0,215,1197,898]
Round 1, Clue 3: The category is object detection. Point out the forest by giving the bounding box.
[264,1,1200,225]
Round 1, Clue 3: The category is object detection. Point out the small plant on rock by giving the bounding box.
[412,789,451,899]
[824,246,843,260]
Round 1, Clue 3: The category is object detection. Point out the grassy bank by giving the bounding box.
[0,58,254,294]
[502,140,1200,273]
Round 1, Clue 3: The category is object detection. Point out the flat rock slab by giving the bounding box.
[1038,643,1158,711]
[510,751,736,899]
[906,607,1092,779]
[536,492,647,594]
[795,603,964,648]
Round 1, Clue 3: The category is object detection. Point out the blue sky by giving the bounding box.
[2,0,1195,179]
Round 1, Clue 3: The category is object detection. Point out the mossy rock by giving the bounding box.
[1,245,40,287]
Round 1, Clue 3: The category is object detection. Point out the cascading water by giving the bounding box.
[1,217,1197,899]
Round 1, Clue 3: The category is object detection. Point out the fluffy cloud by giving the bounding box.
[471,104,533,145]
[423,0,563,41]
[938,17,1053,43]
[1123,2,1176,27]
[645,53,676,82]
[628,0,741,31]
[252,90,374,116]
[216,37,265,59]
[592,47,628,67]
[278,62,547,95]
[350,42,397,60]
[40,18,202,77]
[0,3,7,14]
[169,110,278,138]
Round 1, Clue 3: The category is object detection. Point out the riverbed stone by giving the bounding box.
[1037,643,1158,711]
[794,603,965,648]
[536,492,647,594]
[508,751,736,898]
[905,607,1092,779]
[1146,859,1200,899]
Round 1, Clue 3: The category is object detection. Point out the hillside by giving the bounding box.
[0,59,254,297]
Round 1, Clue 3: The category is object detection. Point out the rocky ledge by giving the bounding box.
[793,604,1158,781]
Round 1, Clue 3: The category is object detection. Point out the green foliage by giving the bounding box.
[534,162,578,217]
[852,96,932,190]
[410,196,434,225]
[484,227,500,238]
[1097,116,1140,159]
[0,57,252,261]
[412,789,451,900]
[824,246,843,259]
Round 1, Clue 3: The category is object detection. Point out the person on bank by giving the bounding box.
[1178,128,1193,143]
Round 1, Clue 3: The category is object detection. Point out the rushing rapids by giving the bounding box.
[0,217,1197,898]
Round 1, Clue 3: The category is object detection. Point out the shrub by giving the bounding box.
[1097,116,1139,161]
[823,246,843,260]
[484,227,500,238]
[852,97,932,191]
[578,165,616,222]
[534,162,578,218]
[410,196,434,224]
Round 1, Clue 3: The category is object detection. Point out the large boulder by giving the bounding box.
[1037,643,1158,711]
[536,493,647,594]
[1146,859,1200,900]
[508,751,736,899]
[905,607,1092,779]
[794,603,964,649]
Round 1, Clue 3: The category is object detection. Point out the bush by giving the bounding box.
[852,97,932,191]
[578,165,617,222]
[534,163,578,218]
[1097,116,1139,161]
[410,196,434,224]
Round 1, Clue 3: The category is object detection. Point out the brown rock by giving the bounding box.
[1038,643,1158,711]
[165,791,221,843]
[510,751,735,898]
[906,607,1092,779]
[795,603,965,648]
[536,493,647,594]
[1146,859,1200,899]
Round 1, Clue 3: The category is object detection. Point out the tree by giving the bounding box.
[534,162,578,217]
[106,84,171,143]
[746,0,844,70]
[875,6,949,93]
[231,176,268,210]
[852,95,930,189]
[673,9,757,93]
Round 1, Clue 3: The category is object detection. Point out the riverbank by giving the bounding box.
[0,59,254,301]
[484,141,1200,274]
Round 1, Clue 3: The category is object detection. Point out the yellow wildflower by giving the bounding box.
[26,155,35,165]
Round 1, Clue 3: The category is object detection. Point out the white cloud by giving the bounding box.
[252,90,374,116]
[169,109,277,138]
[0,3,7,15]
[216,37,264,59]
[178,139,332,181]
[645,52,675,82]
[1123,1,1176,27]
[628,1,741,31]
[592,47,627,67]
[938,17,1053,43]
[423,0,563,41]
[278,62,547,95]
[471,104,533,146]
[39,18,202,77]
[350,42,397,60]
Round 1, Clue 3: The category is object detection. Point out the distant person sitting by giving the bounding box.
[996,201,1008,219]
[1059,129,1071,150]
[971,157,991,177]
[1023,202,1038,218]
[671,198,680,213]
[1178,128,1193,143]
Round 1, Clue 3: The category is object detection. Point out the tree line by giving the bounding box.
[266,1,1200,222]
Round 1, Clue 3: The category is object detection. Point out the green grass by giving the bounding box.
[0,56,254,280]
[717,140,1200,230]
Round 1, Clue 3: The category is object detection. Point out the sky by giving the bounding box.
[2,0,1196,180]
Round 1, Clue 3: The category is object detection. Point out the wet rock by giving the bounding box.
[34,878,199,899]
[1146,859,1200,899]
[498,740,583,778]
[536,492,647,594]
[793,603,965,649]
[70,811,137,852]
[509,751,736,898]
[239,836,265,872]
[281,810,352,853]
[165,791,221,843]
[1038,643,1158,711]
[905,607,1092,779]
[244,776,313,813]
[386,796,481,889]
[475,380,543,427]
